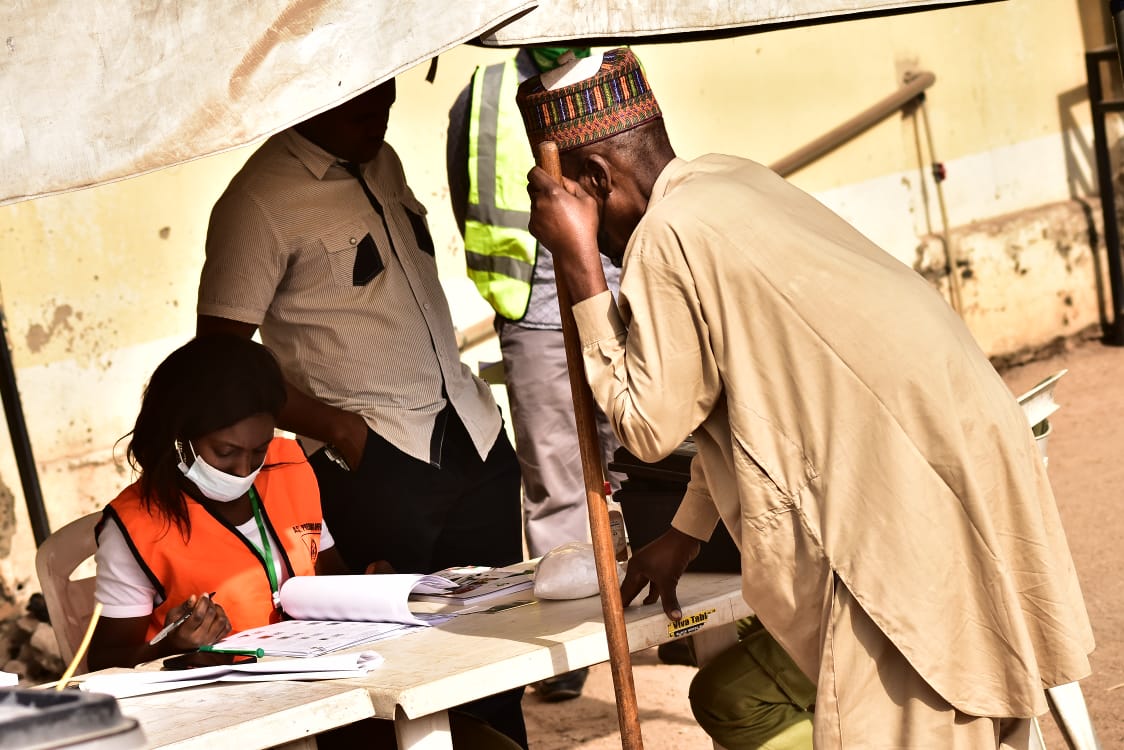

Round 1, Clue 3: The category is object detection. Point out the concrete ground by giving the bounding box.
[523,335,1124,749]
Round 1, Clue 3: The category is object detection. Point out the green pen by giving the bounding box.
[197,646,265,657]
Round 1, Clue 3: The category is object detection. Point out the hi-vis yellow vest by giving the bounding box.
[465,60,536,320]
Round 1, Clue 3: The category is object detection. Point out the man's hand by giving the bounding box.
[364,560,396,575]
[327,411,369,471]
[620,527,702,621]
[526,166,608,302]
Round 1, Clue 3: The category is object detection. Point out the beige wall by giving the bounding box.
[0,0,1107,586]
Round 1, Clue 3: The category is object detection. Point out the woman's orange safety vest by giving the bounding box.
[104,437,321,640]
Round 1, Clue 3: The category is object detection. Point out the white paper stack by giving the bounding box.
[79,652,384,698]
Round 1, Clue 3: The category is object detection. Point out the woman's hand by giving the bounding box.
[166,594,231,649]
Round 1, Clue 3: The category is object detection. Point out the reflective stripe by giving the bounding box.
[465,250,533,282]
[465,201,530,227]
[469,61,531,230]
[465,59,536,320]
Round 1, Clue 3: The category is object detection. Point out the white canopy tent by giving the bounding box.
[480,0,989,44]
[1,1,996,208]
[0,0,535,207]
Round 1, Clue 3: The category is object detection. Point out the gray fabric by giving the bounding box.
[499,322,623,556]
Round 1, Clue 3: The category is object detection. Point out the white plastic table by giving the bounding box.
[113,572,750,749]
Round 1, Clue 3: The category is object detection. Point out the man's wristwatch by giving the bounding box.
[322,445,351,472]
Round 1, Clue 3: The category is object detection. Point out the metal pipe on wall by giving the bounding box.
[0,301,50,546]
[769,71,935,178]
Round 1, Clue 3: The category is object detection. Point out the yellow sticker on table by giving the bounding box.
[667,608,716,639]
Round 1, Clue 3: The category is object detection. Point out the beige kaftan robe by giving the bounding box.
[571,156,1093,733]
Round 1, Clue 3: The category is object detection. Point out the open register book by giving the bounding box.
[205,567,535,657]
[408,564,535,606]
[206,573,460,657]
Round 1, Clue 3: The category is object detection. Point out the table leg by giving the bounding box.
[274,740,317,750]
[691,622,738,667]
[688,623,739,750]
[394,707,453,750]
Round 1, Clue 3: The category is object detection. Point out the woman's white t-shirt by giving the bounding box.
[93,515,335,618]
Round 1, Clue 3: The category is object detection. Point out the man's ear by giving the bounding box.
[583,154,613,200]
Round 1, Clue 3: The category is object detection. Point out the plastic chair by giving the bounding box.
[1016,370,1102,750]
[34,511,101,674]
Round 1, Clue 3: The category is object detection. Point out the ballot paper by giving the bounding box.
[78,652,383,699]
[211,619,423,658]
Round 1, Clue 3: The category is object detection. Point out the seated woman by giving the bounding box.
[88,334,354,670]
[88,334,519,749]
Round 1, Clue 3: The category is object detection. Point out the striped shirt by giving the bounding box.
[198,129,501,463]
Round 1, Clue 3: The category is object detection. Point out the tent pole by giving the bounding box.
[0,302,50,546]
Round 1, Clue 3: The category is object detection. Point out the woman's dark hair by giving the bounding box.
[125,335,287,533]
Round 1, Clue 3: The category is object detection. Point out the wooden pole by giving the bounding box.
[535,141,644,750]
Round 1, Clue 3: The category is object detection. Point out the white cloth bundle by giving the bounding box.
[533,542,625,600]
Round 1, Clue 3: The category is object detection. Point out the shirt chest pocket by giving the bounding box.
[398,195,435,257]
[320,220,385,288]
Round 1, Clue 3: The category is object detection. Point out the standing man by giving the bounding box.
[447,47,623,702]
[519,49,1094,747]
[197,79,527,747]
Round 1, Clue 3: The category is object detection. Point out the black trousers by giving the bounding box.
[309,410,527,747]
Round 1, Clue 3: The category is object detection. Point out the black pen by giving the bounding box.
[148,591,217,645]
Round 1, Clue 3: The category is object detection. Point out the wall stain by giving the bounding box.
[25,304,75,353]
[0,473,14,558]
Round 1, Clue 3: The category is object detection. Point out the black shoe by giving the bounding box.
[656,638,697,667]
[531,668,589,702]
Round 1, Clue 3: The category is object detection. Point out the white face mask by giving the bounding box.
[175,440,263,503]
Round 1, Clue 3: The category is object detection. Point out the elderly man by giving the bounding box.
[518,48,1093,748]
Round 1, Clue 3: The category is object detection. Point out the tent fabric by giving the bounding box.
[0,1,998,207]
[479,0,997,45]
[0,0,534,207]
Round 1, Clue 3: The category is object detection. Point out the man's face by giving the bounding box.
[595,201,632,267]
[562,153,636,267]
[301,79,396,163]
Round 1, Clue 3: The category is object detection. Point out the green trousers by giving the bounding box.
[688,618,816,750]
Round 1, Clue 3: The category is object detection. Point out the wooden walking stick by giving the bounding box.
[536,140,644,750]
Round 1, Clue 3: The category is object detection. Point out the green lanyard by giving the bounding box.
[248,487,281,610]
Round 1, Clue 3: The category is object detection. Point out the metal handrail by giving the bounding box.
[766,71,966,313]
[770,71,936,177]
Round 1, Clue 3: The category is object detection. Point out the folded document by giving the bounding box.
[279,574,455,625]
[78,652,384,699]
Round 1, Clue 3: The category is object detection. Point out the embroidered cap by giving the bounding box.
[516,47,662,153]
